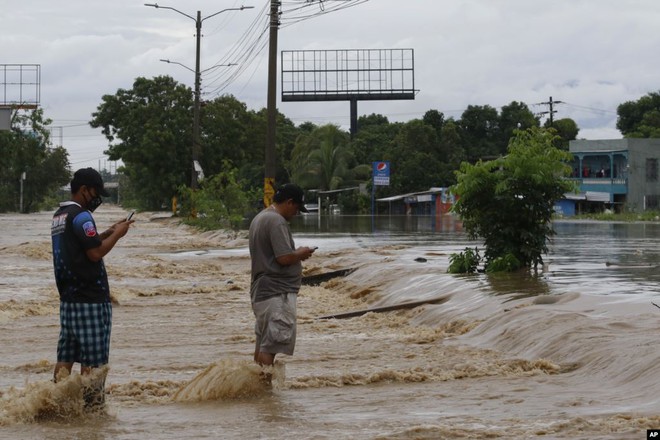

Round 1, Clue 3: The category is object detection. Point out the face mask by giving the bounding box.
[84,187,103,212]
[88,196,103,212]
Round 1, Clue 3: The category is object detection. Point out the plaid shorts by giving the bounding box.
[57,302,112,367]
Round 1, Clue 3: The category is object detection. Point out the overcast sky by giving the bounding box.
[3,0,660,171]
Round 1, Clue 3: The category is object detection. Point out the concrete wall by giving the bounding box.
[0,108,10,130]
[628,139,660,211]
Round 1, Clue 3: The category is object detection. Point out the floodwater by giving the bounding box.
[1,205,660,439]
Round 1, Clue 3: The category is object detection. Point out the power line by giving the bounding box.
[204,0,371,98]
[203,0,243,37]
[203,1,271,96]
[561,102,617,116]
[279,0,370,28]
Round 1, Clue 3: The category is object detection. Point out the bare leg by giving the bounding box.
[254,351,276,385]
[255,351,275,366]
[81,365,107,410]
[53,362,73,382]
[54,362,105,409]
[54,362,97,381]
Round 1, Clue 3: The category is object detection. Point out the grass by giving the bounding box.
[571,210,660,222]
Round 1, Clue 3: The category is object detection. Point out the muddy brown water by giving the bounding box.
[1,205,660,439]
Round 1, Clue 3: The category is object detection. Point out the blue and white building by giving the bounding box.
[557,138,660,215]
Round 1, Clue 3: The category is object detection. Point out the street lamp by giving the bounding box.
[145,3,253,189]
[160,59,236,75]
[159,59,194,73]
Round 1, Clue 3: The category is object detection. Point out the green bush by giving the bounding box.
[485,253,521,273]
[448,247,481,274]
[451,127,575,271]
[178,168,255,230]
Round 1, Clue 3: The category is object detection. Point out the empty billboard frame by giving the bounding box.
[281,48,415,102]
[1,64,41,110]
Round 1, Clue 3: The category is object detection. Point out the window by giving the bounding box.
[646,195,660,210]
[646,158,658,182]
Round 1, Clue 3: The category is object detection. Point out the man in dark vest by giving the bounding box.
[51,167,133,408]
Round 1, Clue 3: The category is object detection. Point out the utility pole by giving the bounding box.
[193,10,202,190]
[264,0,281,208]
[539,96,563,127]
[145,3,253,189]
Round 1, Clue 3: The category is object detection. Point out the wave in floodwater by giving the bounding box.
[2,210,660,439]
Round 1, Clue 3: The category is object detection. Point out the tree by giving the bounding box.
[308,127,350,191]
[90,76,194,210]
[350,114,398,165]
[358,113,390,129]
[393,119,439,156]
[200,95,254,174]
[250,107,301,186]
[422,109,444,135]
[499,101,539,147]
[388,150,444,194]
[426,119,467,188]
[616,91,660,137]
[290,124,365,191]
[459,105,502,161]
[0,108,70,212]
[546,118,579,150]
[177,166,255,229]
[383,119,444,194]
[451,127,575,271]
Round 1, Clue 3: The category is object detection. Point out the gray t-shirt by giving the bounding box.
[249,207,302,303]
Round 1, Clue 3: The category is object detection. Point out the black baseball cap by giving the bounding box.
[70,168,109,197]
[274,183,308,212]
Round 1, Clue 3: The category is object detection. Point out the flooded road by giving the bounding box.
[1,206,660,439]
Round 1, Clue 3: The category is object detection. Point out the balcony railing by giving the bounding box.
[567,177,628,194]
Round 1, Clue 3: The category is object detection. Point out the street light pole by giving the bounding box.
[145,3,253,189]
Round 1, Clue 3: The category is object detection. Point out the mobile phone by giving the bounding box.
[126,211,135,221]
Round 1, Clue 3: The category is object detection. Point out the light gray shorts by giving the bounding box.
[252,293,297,356]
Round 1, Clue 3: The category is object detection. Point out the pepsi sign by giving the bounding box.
[373,161,390,186]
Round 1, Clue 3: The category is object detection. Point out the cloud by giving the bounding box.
[3,0,660,169]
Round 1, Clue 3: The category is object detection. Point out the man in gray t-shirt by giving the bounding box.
[249,184,316,372]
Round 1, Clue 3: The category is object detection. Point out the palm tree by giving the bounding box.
[291,124,350,190]
[308,127,349,190]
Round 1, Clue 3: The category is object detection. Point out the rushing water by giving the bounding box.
[1,208,660,439]
[292,214,660,299]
